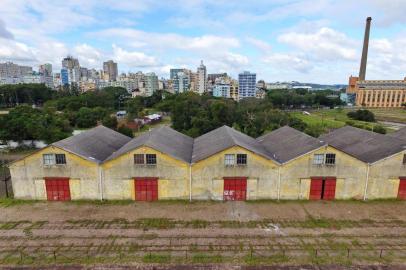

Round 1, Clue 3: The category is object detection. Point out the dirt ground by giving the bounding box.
[0,201,406,267]
[1,200,406,222]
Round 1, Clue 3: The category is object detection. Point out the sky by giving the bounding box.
[1,0,406,84]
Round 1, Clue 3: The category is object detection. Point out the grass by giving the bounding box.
[142,253,171,263]
[0,198,39,207]
[291,107,406,136]
[192,253,223,263]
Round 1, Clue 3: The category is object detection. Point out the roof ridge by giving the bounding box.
[224,126,237,145]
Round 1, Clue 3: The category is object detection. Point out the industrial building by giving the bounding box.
[9,125,406,201]
[346,17,406,107]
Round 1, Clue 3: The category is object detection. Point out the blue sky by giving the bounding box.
[1,0,406,84]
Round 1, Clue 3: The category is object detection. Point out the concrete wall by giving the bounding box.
[10,145,406,201]
[367,151,406,199]
[9,146,100,200]
[279,146,367,200]
[102,146,190,200]
[191,146,279,200]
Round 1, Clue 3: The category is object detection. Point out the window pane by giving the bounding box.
[55,154,66,164]
[313,154,324,165]
[325,153,336,165]
[134,154,145,164]
[43,154,55,165]
[225,154,235,166]
[236,154,247,165]
[146,154,157,165]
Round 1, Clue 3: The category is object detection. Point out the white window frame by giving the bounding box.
[43,154,56,166]
[313,154,324,165]
[224,154,235,166]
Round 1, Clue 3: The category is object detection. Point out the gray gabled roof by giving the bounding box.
[106,126,194,163]
[320,125,406,164]
[192,125,277,163]
[388,128,406,141]
[53,125,132,163]
[257,126,326,164]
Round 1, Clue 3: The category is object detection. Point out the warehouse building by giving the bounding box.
[191,126,279,200]
[102,126,193,200]
[321,126,406,200]
[10,126,131,200]
[9,125,406,201]
[258,126,367,200]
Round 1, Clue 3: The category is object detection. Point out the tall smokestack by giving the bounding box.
[359,17,372,81]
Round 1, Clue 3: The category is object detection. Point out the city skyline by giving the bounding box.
[1,1,406,84]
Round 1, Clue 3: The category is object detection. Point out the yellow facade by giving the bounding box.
[191,146,279,200]
[102,146,190,200]
[9,146,100,200]
[356,89,406,108]
[367,151,406,199]
[9,141,406,201]
[279,146,367,200]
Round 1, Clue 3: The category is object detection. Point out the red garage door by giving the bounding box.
[309,177,323,200]
[310,177,336,200]
[45,177,71,201]
[398,178,406,200]
[135,177,158,201]
[323,177,337,200]
[223,177,247,201]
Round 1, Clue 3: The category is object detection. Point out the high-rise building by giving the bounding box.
[238,71,256,99]
[61,56,80,85]
[61,69,69,86]
[196,60,207,94]
[170,68,185,80]
[62,56,80,69]
[38,64,54,89]
[0,62,32,78]
[103,60,118,81]
[208,73,227,84]
[145,72,159,97]
[173,71,190,93]
[213,82,231,98]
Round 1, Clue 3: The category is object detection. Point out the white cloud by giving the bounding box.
[246,37,272,53]
[263,53,311,73]
[0,38,37,62]
[278,27,358,61]
[111,44,159,68]
[73,44,102,68]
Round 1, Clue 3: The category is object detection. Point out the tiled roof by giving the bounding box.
[320,126,406,163]
[257,126,326,163]
[106,126,194,163]
[53,125,132,163]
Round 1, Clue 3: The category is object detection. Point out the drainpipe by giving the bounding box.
[277,166,281,201]
[98,164,104,201]
[189,164,192,202]
[363,164,370,201]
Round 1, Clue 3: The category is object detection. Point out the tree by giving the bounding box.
[0,105,72,143]
[102,116,118,129]
[117,126,133,137]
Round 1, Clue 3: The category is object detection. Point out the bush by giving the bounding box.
[347,109,375,122]
[117,126,133,138]
[373,125,386,134]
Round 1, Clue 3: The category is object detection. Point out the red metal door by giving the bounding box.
[45,177,71,201]
[223,177,247,201]
[310,177,323,200]
[135,177,158,201]
[323,177,337,200]
[398,178,406,200]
